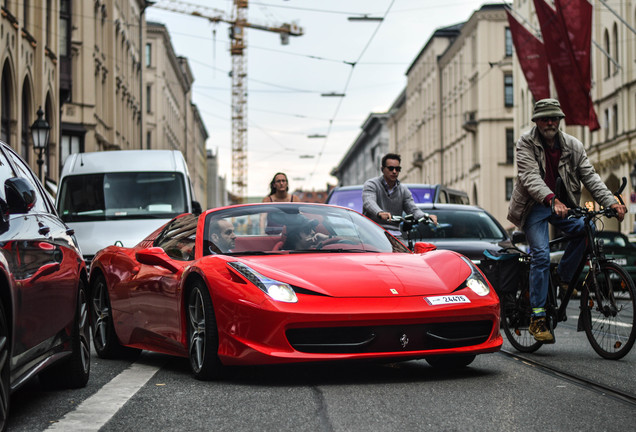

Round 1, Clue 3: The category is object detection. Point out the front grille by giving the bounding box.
[286,321,493,354]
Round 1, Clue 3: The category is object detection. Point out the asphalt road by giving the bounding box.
[7,305,636,432]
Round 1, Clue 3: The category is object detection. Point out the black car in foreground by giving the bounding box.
[0,141,90,431]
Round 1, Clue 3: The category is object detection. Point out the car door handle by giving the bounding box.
[38,224,51,236]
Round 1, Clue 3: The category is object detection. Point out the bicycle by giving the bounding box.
[389,213,439,250]
[499,177,636,360]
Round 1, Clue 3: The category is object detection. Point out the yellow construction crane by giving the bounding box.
[150,0,303,200]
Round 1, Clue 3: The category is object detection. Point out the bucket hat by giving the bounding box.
[532,98,565,121]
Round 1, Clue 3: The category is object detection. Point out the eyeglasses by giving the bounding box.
[537,117,561,123]
[384,166,402,172]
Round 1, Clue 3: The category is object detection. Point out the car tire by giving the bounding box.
[425,354,476,369]
[39,280,91,389]
[0,300,10,432]
[186,280,223,380]
[90,273,141,360]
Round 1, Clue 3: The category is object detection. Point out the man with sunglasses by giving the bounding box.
[508,98,626,343]
[362,153,430,229]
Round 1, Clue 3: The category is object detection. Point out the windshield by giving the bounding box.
[58,172,188,222]
[408,208,507,241]
[203,204,409,255]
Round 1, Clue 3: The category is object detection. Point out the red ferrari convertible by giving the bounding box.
[89,203,501,380]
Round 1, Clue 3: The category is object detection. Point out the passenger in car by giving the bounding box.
[282,217,329,250]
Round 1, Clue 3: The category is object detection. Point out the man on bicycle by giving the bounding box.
[507,98,626,343]
[362,153,436,229]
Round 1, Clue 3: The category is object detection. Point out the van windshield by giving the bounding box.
[58,172,188,222]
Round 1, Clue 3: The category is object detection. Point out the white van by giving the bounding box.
[56,150,201,263]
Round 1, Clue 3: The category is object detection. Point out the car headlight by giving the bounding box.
[228,262,298,303]
[459,256,490,296]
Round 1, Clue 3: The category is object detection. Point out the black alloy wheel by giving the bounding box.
[39,280,91,388]
[90,274,140,359]
[187,280,223,380]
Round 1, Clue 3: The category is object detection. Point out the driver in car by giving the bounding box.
[209,219,237,253]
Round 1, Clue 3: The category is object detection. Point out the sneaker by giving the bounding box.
[529,317,555,343]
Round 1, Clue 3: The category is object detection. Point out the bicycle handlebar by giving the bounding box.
[390,213,433,225]
[557,176,627,220]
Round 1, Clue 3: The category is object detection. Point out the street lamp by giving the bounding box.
[30,106,50,181]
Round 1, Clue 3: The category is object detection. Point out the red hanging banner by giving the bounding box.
[505,10,550,101]
[533,0,599,130]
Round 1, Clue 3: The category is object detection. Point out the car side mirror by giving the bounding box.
[135,247,180,273]
[5,177,36,214]
[413,242,437,254]
[192,200,202,215]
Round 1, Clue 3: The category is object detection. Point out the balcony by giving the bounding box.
[462,111,477,133]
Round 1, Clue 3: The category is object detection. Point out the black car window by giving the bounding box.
[154,213,198,261]
[6,149,48,213]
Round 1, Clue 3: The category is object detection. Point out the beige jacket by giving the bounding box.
[507,127,615,228]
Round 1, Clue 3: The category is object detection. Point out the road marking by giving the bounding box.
[47,354,164,431]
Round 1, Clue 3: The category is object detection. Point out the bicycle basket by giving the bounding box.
[479,250,522,296]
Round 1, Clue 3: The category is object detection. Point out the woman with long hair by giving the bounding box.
[262,172,297,202]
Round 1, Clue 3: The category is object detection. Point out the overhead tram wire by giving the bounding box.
[308,0,397,186]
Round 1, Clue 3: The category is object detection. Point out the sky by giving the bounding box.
[146,0,491,198]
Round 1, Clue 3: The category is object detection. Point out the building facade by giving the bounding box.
[145,22,208,207]
[1,0,60,182]
[388,4,514,225]
[331,113,390,186]
[1,1,210,205]
[60,0,147,170]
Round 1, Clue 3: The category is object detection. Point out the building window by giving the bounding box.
[604,29,610,79]
[145,43,152,67]
[60,134,82,169]
[1,67,11,145]
[506,128,514,164]
[612,24,619,75]
[146,85,151,113]
[46,0,52,47]
[21,85,30,163]
[23,0,29,31]
[60,0,70,57]
[146,131,152,149]
[505,27,512,57]
[504,74,513,107]
[505,178,514,201]
[612,104,618,137]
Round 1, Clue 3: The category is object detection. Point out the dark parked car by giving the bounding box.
[326,184,469,213]
[550,230,636,283]
[401,203,512,263]
[0,141,90,430]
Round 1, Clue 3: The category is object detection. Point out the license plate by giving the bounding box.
[612,257,627,265]
[425,295,471,305]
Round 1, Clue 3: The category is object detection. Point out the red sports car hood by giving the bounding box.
[232,250,472,297]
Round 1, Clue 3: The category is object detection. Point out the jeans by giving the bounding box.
[523,203,588,317]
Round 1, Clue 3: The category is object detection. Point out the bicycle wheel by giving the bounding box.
[580,262,636,360]
[500,274,543,353]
